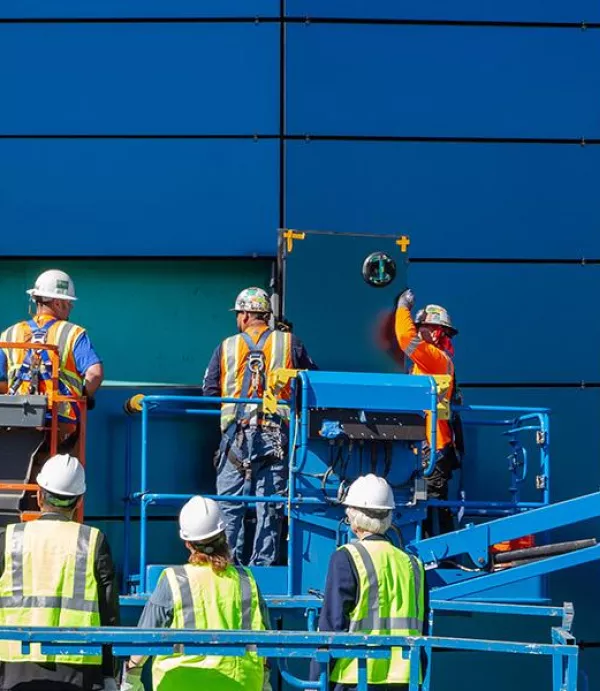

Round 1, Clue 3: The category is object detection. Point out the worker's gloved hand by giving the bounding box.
[120,668,144,691]
[102,678,119,691]
[395,288,415,310]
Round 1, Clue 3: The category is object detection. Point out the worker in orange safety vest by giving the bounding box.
[394,289,460,536]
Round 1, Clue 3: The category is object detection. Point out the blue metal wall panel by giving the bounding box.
[0,140,278,255]
[410,263,600,383]
[285,141,600,259]
[0,1,277,18]
[0,24,277,134]
[287,25,600,138]
[286,0,600,22]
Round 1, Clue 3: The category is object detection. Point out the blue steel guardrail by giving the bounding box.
[124,394,550,594]
[451,404,551,514]
[0,627,578,691]
[127,384,439,594]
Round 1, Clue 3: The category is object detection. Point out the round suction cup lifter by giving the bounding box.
[362,252,397,287]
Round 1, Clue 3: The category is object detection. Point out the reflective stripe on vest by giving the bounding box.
[0,521,101,664]
[0,319,86,421]
[331,540,425,685]
[220,329,293,432]
[152,563,265,691]
[411,354,455,450]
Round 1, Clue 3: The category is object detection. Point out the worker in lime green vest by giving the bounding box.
[0,454,119,691]
[122,496,271,691]
[311,475,426,690]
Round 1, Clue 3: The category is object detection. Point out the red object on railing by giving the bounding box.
[491,535,536,553]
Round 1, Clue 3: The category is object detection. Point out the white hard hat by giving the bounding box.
[27,269,77,302]
[344,474,395,511]
[231,287,272,313]
[37,454,86,497]
[415,304,457,336]
[179,496,227,542]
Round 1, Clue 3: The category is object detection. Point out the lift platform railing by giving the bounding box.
[123,378,440,594]
[450,404,551,518]
[0,624,578,691]
[123,389,552,593]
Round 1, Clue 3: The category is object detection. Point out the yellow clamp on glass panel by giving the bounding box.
[282,230,306,253]
[263,368,300,414]
[395,235,410,253]
[432,375,452,421]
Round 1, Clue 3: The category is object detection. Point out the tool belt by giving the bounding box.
[220,423,286,478]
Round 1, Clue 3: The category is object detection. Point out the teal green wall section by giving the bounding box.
[0,259,273,384]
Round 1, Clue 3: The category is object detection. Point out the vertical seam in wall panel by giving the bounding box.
[278,0,286,228]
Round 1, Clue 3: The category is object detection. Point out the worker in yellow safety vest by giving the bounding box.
[122,495,272,691]
[311,475,425,691]
[0,270,104,509]
[0,454,119,691]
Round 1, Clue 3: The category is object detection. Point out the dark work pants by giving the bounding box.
[423,445,459,537]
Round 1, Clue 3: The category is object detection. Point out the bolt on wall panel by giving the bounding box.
[0,140,279,255]
[409,263,600,383]
[287,25,600,138]
[0,23,278,134]
[0,1,278,18]
[285,141,600,259]
[286,0,600,22]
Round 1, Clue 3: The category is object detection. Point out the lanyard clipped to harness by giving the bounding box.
[9,319,58,395]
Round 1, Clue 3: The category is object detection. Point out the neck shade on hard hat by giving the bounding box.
[42,489,79,509]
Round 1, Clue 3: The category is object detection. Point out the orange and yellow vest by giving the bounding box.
[0,315,86,422]
[219,326,293,432]
[394,307,454,449]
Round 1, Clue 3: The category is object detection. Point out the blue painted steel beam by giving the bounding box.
[432,544,600,601]
[413,491,600,567]
[430,600,569,620]
[5,626,577,690]
[0,627,577,658]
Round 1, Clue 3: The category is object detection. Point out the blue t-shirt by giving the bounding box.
[0,330,101,381]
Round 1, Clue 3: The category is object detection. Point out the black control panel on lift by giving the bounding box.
[308,408,426,442]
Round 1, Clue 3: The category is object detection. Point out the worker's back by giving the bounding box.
[332,539,425,685]
[152,563,265,691]
[0,519,101,663]
[219,324,293,432]
[1,315,86,422]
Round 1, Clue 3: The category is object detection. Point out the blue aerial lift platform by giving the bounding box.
[116,366,598,690]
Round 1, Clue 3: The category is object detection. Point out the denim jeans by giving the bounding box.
[215,425,287,566]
